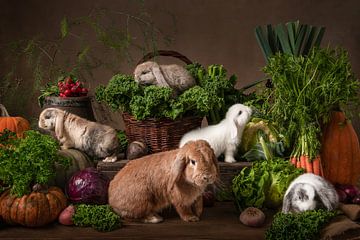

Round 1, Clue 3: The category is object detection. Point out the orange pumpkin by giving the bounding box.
[0,186,67,227]
[0,104,30,138]
[321,111,360,185]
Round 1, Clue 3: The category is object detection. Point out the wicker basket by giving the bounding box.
[123,112,202,153]
[123,50,201,153]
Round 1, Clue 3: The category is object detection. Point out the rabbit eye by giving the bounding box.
[190,159,196,165]
[238,110,242,115]
[142,70,150,74]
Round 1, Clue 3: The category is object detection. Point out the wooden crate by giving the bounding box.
[97,160,251,187]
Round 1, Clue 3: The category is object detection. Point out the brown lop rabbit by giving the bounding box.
[108,140,220,223]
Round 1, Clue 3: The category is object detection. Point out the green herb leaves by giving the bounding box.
[0,130,70,197]
[265,210,337,240]
[264,47,359,159]
[95,63,244,122]
[72,204,121,232]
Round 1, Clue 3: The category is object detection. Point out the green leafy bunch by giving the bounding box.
[96,63,245,122]
[264,47,359,159]
[232,136,303,210]
[72,204,121,232]
[116,130,128,153]
[186,63,245,124]
[0,130,70,197]
[95,74,141,112]
[130,85,173,120]
[265,209,337,240]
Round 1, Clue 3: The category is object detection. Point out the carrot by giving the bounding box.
[300,155,306,170]
[290,156,297,166]
[312,155,321,176]
[296,158,301,168]
[304,155,313,173]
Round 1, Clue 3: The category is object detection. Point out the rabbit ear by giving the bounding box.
[55,109,65,139]
[282,187,295,213]
[151,63,169,87]
[314,188,337,211]
[230,119,238,140]
[168,149,187,192]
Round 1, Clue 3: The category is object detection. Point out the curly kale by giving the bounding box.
[72,204,121,232]
[265,210,337,240]
[95,74,142,112]
[95,63,246,122]
[186,63,245,124]
[116,130,128,152]
[0,130,70,197]
[130,85,173,120]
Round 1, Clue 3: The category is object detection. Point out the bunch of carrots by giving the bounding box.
[288,130,323,176]
[290,155,323,176]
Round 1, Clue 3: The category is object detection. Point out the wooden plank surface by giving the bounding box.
[97,160,252,186]
[0,202,273,240]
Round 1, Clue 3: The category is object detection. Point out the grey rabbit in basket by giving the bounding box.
[134,61,196,94]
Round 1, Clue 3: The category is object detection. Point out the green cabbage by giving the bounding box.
[232,136,304,210]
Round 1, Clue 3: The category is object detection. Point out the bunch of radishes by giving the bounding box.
[335,183,360,204]
[58,76,88,97]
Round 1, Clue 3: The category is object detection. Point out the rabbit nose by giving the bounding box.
[203,175,210,182]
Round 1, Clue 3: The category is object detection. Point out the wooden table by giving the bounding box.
[0,202,273,240]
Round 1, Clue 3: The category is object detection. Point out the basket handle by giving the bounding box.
[137,50,193,65]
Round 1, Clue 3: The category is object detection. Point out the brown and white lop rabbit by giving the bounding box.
[108,140,220,223]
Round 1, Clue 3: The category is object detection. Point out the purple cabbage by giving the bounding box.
[66,167,109,204]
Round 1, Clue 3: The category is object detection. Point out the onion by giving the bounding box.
[352,196,360,205]
[126,141,148,160]
[336,189,348,203]
[239,207,266,227]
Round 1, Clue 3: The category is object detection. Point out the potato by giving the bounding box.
[58,204,75,225]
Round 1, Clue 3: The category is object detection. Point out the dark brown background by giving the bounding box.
[0,0,359,135]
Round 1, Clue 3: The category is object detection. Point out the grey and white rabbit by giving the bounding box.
[38,108,119,162]
[282,173,339,213]
[134,61,196,94]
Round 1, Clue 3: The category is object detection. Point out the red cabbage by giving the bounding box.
[66,167,109,204]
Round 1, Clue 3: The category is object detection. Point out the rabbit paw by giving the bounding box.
[182,215,200,222]
[143,214,163,224]
[103,156,117,162]
[224,156,236,163]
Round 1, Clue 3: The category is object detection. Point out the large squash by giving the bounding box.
[321,111,360,185]
[0,186,67,227]
[0,104,30,138]
[53,149,94,190]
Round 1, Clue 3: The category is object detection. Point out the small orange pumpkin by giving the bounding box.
[0,186,67,227]
[0,104,30,138]
[321,111,360,185]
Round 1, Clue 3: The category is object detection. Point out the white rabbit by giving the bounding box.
[38,108,119,162]
[179,104,252,163]
[134,61,196,94]
[282,173,339,213]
